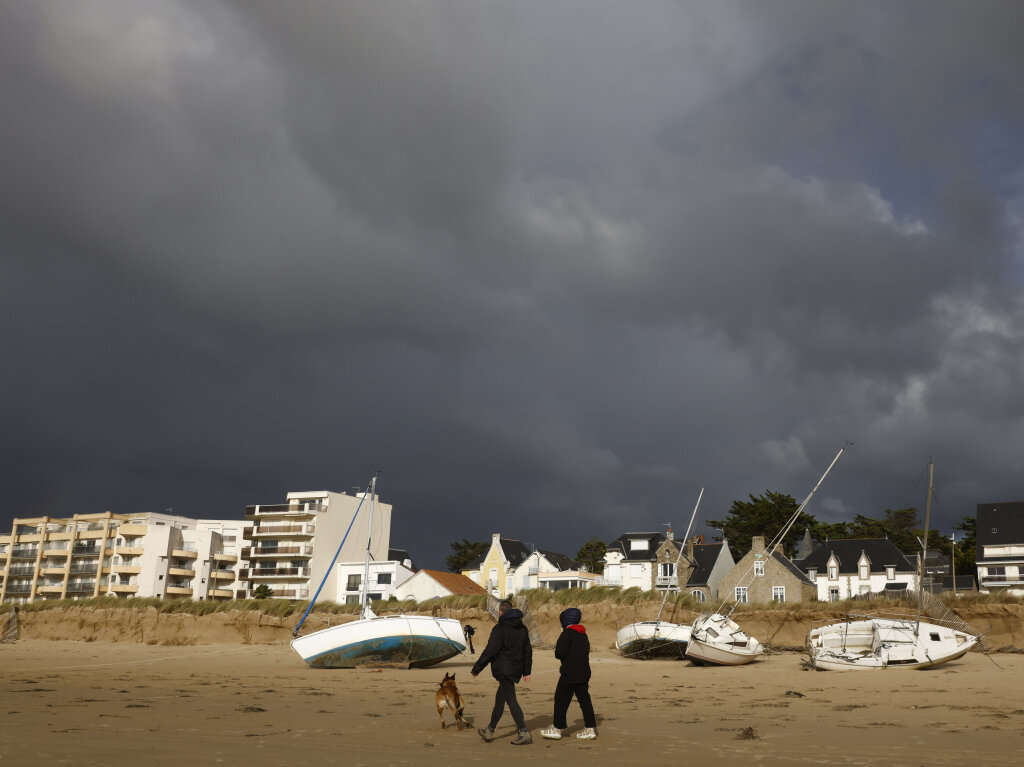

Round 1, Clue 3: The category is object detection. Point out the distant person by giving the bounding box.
[463,623,476,654]
[541,607,597,740]
[471,599,533,745]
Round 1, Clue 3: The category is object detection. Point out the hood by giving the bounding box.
[499,609,524,626]
[566,624,586,634]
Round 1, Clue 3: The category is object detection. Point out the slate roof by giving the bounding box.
[607,532,666,562]
[538,549,578,571]
[684,543,727,587]
[796,538,916,574]
[976,502,1024,551]
[388,548,415,569]
[769,550,816,586]
[467,536,533,570]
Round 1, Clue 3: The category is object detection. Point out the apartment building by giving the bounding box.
[240,489,391,600]
[0,512,241,604]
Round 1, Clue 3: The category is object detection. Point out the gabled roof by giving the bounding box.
[468,536,533,570]
[684,543,728,587]
[769,550,815,586]
[537,549,578,571]
[607,532,666,562]
[420,569,487,596]
[976,502,1024,548]
[797,538,916,574]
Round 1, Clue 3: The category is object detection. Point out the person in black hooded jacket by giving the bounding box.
[472,599,533,745]
[540,607,597,740]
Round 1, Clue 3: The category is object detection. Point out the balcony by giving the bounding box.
[655,575,678,588]
[165,586,193,596]
[213,552,238,564]
[593,577,622,586]
[210,569,235,581]
[245,503,321,521]
[168,567,196,578]
[66,581,96,593]
[116,546,144,556]
[40,566,67,575]
[11,549,39,560]
[980,575,1024,586]
[71,546,102,557]
[111,583,139,594]
[42,547,70,557]
[244,523,316,539]
[4,584,33,594]
[171,549,198,560]
[241,567,308,579]
[7,566,37,577]
[260,587,310,599]
[37,585,64,594]
[113,565,142,575]
[209,588,233,598]
[69,566,99,575]
[242,544,314,559]
[118,524,148,537]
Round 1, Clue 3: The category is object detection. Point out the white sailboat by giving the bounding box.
[686,444,849,666]
[616,489,703,659]
[807,460,981,670]
[290,476,466,669]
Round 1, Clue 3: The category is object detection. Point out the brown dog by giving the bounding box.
[435,672,465,730]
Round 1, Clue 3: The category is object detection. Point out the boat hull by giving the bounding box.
[807,617,979,670]
[291,615,466,669]
[685,613,764,666]
[616,621,691,659]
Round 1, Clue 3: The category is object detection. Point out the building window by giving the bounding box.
[754,560,765,577]
[808,569,817,582]
[735,586,748,603]
[828,565,838,580]
[659,562,675,577]
[377,572,392,585]
[347,574,361,591]
[631,539,649,552]
[987,566,1006,578]
[772,586,785,602]
[828,587,840,602]
[691,590,706,602]
[630,564,643,578]
[859,564,869,579]
[886,566,895,580]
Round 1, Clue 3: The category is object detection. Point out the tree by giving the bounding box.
[952,517,977,579]
[445,539,490,573]
[707,491,824,560]
[846,508,920,553]
[575,537,607,574]
[252,584,273,599]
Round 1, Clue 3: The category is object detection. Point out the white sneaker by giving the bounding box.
[540,726,563,740]
[576,727,597,740]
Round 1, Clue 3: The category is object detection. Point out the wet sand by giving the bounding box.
[2,640,1022,766]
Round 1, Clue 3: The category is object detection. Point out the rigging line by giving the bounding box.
[293,473,379,637]
[710,443,850,620]
[654,488,705,625]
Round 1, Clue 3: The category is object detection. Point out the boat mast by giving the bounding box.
[655,487,704,624]
[916,459,934,634]
[360,475,377,619]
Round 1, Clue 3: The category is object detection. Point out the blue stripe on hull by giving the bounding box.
[305,634,466,669]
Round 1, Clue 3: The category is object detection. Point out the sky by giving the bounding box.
[3,1,1024,570]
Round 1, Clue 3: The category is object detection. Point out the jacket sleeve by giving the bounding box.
[554,629,569,660]
[522,629,533,677]
[472,625,502,675]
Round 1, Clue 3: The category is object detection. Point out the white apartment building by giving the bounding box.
[1,512,241,603]
[241,489,391,601]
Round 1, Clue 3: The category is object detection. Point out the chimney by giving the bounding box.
[666,527,674,540]
[687,535,695,561]
[752,536,766,555]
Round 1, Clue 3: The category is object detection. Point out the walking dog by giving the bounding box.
[435,672,466,730]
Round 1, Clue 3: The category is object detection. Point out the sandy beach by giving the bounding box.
[2,636,1022,767]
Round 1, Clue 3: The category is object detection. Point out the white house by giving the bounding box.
[509,549,592,592]
[794,538,918,601]
[395,569,488,601]
[602,532,666,590]
[335,550,415,604]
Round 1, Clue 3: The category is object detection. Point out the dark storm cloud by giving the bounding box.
[2,1,1023,566]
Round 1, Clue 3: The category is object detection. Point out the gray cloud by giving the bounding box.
[3,1,1023,566]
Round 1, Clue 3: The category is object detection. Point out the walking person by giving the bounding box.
[463,623,476,654]
[472,599,533,745]
[541,607,597,740]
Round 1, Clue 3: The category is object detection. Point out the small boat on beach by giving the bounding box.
[290,475,466,669]
[616,620,692,658]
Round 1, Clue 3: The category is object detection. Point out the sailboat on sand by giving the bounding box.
[807,460,981,670]
[290,476,466,669]
[686,444,849,666]
[615,488,704,659]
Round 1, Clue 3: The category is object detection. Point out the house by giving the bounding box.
[463,534,533,597]
[395,569,487,602]
[602,532,666,590]
[650,534,735,602]
[718,536,817,604]
[509,549,594,592]
[795,538,918,601]
[976,501,1024,595]
[334,549,416,604]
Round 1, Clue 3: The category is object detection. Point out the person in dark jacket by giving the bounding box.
[472,599,533,745]
[463,623,476,654]
[540,607,597,740]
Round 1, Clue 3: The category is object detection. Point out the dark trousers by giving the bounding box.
[553,678,596,729]
[488,676,526,731]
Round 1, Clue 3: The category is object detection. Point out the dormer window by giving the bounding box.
[828,565,838,580]
[631,539,649,552]
[808,568,817,582]
[859,564,869,579]
[886,566,895,580]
